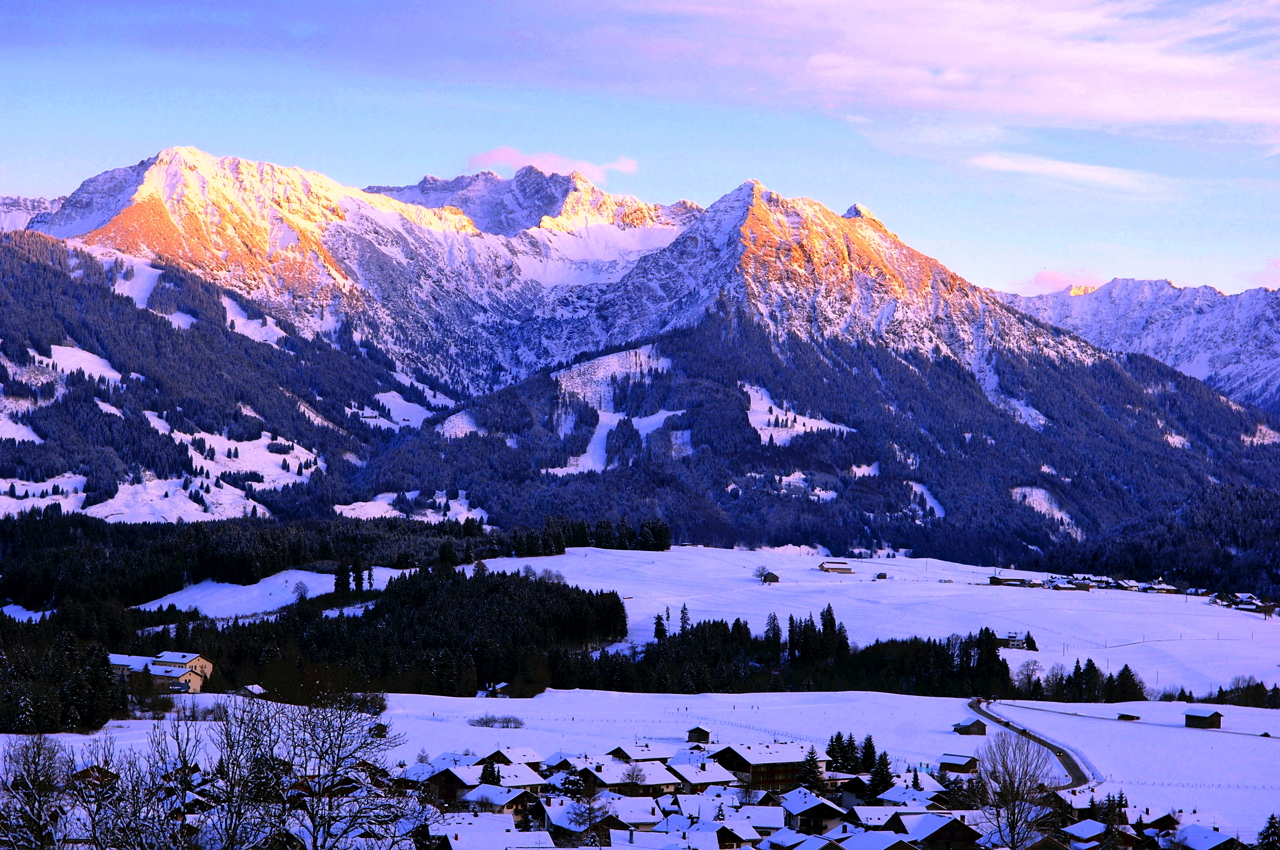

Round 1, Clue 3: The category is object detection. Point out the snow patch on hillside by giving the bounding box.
[436,411,486,438]
[95,399,122,417]
[221,296,288,347]
[552,346,670,411]
[83,474,266,523]
[160,311,197,330]
[374,391,432,428]
[1242,424,1280,446]
[1164,431,1190,449]
[0,416,42,444]
[135,567,405,619]
[1011,486,1081,540]
[47,345,122,383]
[850,462,880,478]
[334,489,487,524]
[0,473,87,518]
[741,384,852,446]
[544,409,681,476]
[142,413,324,490]
[392,372,454,407]
[906,481,945,517]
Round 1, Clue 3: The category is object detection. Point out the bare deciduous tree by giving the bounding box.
[975,732,1057,850]
[620,763,647,796]
[0,734,71,850]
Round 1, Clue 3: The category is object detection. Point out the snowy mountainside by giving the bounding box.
[0,196,63,231]
[33,147,1096,396]
[1000,279,1280,414]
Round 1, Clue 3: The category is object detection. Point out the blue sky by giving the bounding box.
[2,0,1278,294]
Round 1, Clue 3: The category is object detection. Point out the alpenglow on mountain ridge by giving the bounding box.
[28,146,1091,396]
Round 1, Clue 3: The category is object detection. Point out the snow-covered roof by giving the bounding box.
[736,805,786,829]
[611,741,682,761]
[1184,706,1223,718]
[667,760,738,785]
[484,746,543,765]
[1063,820,1107,841]
[108,654,151,672]
[444,762,544,788]
[154,651,202,664]
[779,787,846,816]
[827,828,915,850]
[584,760,681,787]
[1176,825,1236,850]
[713,742,825,765]
[609,828,719,850]
[461,784,529,807]
[892,813,969,841]
[877,786,940,806]
[607,796,664,825]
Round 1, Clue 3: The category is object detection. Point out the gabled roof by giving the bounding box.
[779,788,846,816]
[890,813,978,841]
[713,742,826,765]
[154,651,203,664]
[483,746,544,765]
[607,796,664,825]
[610,741,683,761]
[877,786,940,806]
[584,760,681,787]
[609,828,720,850]
[736,805,786,829]
[1177,826,1236,850]
[461,784,530,807]
[1184,706,1223,718]
[441,762,543,788]
[667,760,738,785]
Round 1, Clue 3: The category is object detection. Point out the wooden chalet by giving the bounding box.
[1184,707,1223,729]
[951,719,986,736]
[938,754,978,774]
[711,742,826,791]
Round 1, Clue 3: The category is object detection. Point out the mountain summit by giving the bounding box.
[31,147,1088,395]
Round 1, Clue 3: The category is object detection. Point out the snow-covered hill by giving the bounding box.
[1000,279,1280,413]
[31,147,1095,396]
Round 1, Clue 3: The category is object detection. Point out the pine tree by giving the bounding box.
[911,769,922,791]
[653,614,667,640]
[796,746,823,791]
[827,733,847,772]
[480,760,501,786]
[680,604,690,633]
[860,735,876,773]
[1256,814,1280,850]
[336,562,351,596]
[868,752,894,799]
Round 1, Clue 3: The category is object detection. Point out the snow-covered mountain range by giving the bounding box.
[1000,280,1280,414]
[0,196,63,231]
[26,146,1091,395]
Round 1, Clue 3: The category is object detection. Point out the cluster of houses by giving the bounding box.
[986,574,1275,613]
[399,725,1240,850]
[108,651,214,694]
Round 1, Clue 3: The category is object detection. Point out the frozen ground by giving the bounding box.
[134,567,404,618]
[991,699,1279,840]
[482,547,1280,696]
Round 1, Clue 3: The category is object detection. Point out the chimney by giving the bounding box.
[629,828,635,844]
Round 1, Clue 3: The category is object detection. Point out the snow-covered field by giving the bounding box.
[991,699,1279,840]
[481,547,1280,696]
[741,383,853,446]
[134,567,404,618]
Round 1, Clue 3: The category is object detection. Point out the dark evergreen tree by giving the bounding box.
[480,760,501,786]
[796,746,824,791]
[868,752,894,799]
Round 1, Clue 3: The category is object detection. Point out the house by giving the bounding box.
[536,795,632,840]
[438,812,553,850]
[951,719,986,736]
[687,820,763,849]
[688,726,713,744]
[1025,836,1070,850]
[609,828,721,850]
[824,827,917,850]
[481,747,543,768]
[1062,819,1107,847]
[667,760,740,792]
[735,805,787,836]
[937,754,978,774]
[109,652,214,694]
[779,788,847,835]
[762,572,781,584]
[460,785,537,820]
[876,786,943,808]
[819,561,854,574]
[711,742,827,790]
[580,760,682,796]
[607,796,665,831]
[1175,825,1243,850]
[1184,707,1223,729]
[610,742,683,763]
[759,826,844,850]
[885,813,981,850]
[430,762,544,802]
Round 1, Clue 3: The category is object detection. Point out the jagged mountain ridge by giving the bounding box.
[0,196,63,232]
[1000,280,1280,414]
[30,147,1095,397]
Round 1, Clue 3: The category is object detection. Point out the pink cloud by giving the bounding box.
[1244,258,1280,290]
[468,146,638,184]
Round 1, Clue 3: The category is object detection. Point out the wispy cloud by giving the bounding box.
[468,146,638,184]
[968,152,1163,193]
[1245,258,1280,290]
